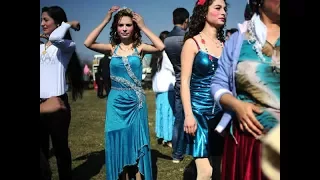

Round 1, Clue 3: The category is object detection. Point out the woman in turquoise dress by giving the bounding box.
[180,0,227,179]
[84,6,165,180]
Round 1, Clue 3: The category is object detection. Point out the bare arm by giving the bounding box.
[139,26,165,53]
[220,93,242,112]
[181,39,197,126]
[84,6,119,54]
[133,13,165,54]
[221,92,264,137]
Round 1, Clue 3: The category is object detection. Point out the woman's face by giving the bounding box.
[262,0,280,21]
[117,16,134,39]
[41,12,58,35]
[206,0,227,27]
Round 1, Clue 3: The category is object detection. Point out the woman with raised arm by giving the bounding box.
[40,5,83,180]
[84,6,164,180]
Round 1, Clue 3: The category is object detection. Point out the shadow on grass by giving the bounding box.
[71,149,173,180]
[151,149,173,180]
[72,150,105,180]
[182,159,197,180]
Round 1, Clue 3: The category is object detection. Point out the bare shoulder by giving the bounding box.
[183,37,198,54]
[85,42,113,54]
[192,34,202,43]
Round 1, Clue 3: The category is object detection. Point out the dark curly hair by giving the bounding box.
[184,0,228,43]
[109,9,142,48]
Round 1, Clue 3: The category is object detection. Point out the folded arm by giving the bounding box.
[49,22,75,52]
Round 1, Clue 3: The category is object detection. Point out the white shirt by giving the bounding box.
[152,51,176,92]
[40,22,75,98]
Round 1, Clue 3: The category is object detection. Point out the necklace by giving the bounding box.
[42,42,50,55]
[247,19,280,64]
[199,32,223,61]
[200,32,223,49]
[247,19,280,74]
[119,43,133,51]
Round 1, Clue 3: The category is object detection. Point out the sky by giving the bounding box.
[40,0,247,62]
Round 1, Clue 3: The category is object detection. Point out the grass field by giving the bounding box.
[49,89,196,180]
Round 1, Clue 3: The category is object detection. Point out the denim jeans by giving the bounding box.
[171,90,185,160]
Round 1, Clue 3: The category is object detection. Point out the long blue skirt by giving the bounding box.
[155,91,175,142]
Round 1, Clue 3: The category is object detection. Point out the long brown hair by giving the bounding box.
[109,9,142,48]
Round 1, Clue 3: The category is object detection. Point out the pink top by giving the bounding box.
[83,65,90,75]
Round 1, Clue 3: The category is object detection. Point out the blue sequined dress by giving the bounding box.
[105,45,152,180]
[185,38,221,158]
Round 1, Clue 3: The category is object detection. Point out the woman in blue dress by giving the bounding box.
[180,0,227,179]
[84,6,165,180]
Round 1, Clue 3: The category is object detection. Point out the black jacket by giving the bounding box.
[98,56,111,95]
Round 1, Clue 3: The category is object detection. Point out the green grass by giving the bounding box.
[49,89,195,180]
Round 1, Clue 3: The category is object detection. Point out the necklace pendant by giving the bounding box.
[201,39,206,44]
[42,50,46,55]
[208,55,213,61]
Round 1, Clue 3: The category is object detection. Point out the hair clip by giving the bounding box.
[197,0,206,5]
[116,6,133,14]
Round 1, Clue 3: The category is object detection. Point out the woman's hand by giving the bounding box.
[132,12,146,29]
[40,97,66,113]
[40,33,48,39]
[184,115,197,136]
[66,21,81,31]
[233,101,264,138]
[105,6,120,22]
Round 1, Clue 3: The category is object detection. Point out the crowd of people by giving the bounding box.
[40,0,280,179]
